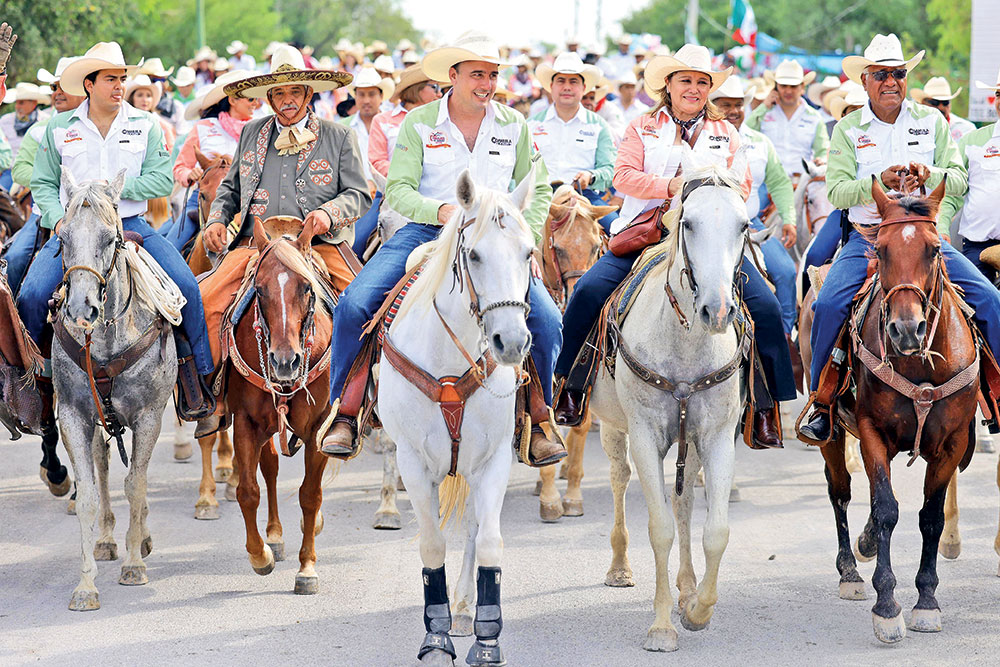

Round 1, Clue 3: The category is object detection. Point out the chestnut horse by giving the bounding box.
[226,217,332,594]
[804,178,980,644]
[186,151,233,276]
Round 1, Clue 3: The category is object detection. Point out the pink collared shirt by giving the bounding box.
[368,103,408,177]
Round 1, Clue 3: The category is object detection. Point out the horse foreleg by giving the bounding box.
[601,424,634,587]
[909,449,958,635]
[173,416,193,461]
[844,433,863,474]
[821,431,867,599]
[224,434,239,502]
[93,437,117,562]
[294,439,326,595]
[259,442,283,562]
[39,426,71,496]
[562,412,590,517]
[451,498,479,637]
[537,459,563,522]
[216,428,235,483]
[373,431,402,530]
[672,444,700,612]
[195,432,220,520]
[119,413,160,586]
[233,416,273,575]
[938,471,961,560]
[65,422,101,611]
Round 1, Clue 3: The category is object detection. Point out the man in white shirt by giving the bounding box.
[612,70,649,122]
[911,76,977,142]
[226,41,257,72]
[603,35,634,82]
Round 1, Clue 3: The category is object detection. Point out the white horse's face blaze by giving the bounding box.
[60,191,121,329]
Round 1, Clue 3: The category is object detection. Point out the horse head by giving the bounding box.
[196,149,233,225]
[251,216,327,384]
[795,159,834,235]
[59,169,127,330]
[869,176,948,356]
[676,147,750,333]
[542,185,613,306]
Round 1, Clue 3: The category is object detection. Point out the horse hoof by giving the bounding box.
[975,438,996,454]
[40,465,72,497]
[418,649,456,666]
[562,497,583,516]
[266,541,285,562]
[214,466,233,483]
[909,608,942,633]
[250,544,275,576]
[539,500,563,523]
[119,565,148,586]
[532,480,542,496]
[173,442,193,461]
[94,541,118,561]
[839,580,868,600]
[605,567,635,587]
[680,601,712,631]
[450,613,474,637]
[294,574,319,595]
[872,611,906,644]
[68,590,100,611]
[396,476,406,492]
[466,640,505,666]
[195,504,220,520]
[224,482,238,502]
[642,628,679,652]
[373,511,402,530]
[729,486,741,503]
[141,536,153,558]
[938,540,961,560]
[853,535,875,563]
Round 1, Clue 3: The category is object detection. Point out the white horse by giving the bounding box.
[377,169,535,666]
[589,150,752,652]
[791,159,834,262]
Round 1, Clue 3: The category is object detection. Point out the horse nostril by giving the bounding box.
[915,320,927,339]
[292,353,303,370]
[492,333,505,354]
[727,305,737,323]
[887,321,900,340]
[86,306,99,323]
[700,305,712,325]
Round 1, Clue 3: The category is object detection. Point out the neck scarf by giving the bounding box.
[218,110,251,140]
[671,109,705,143]
[14,108,37,136]
[274,114,315,156]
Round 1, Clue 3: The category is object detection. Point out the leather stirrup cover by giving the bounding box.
[977,331,1000,428]
[524,356,550,425]
[338,334,376,418]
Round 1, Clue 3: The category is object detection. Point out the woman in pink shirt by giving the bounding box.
[553,45,795,447]
[126,75,176,153]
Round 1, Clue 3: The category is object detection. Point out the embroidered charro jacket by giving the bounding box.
[208,110,372,249]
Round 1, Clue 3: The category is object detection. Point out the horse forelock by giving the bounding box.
[64,181,121,231]
[260,238,331,315]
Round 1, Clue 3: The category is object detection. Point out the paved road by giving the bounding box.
[2,401,999,666]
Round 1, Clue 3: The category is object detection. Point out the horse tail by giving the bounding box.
[438,473,470,530]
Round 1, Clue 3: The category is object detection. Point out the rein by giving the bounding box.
[542,203,606,310]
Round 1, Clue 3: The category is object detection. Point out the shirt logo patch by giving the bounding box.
[985,145,1000,159]
[709,135,730,142]
[122,129,142,136]
[426,131,451,148]
[532,125,547,136]
[640,125,659,138]
[578,130,595,137]
[491,136,512,146]
[856,134,876,149]
[908,128,930,136]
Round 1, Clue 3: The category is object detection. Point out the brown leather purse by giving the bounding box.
[608,124,702,257]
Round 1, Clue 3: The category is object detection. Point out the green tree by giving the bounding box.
[279,0,420,55]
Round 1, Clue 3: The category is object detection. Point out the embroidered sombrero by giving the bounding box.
[225,44,352,99]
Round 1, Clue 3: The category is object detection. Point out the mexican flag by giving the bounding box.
[730,0,758,47]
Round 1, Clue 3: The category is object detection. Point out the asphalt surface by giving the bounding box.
[2,399,999,666]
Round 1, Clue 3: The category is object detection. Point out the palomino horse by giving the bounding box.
[226,217,332,594]
[802,179,981,643]
[536,185,614,522]
[52,172,178,610]
[790,160,834,262]
[589,150,751,652]
[377,170,534,665]
[185,151,233,276]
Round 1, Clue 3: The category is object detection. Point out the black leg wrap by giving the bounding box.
[474,567,502,640]
[466,640,505,666]
[418,566,456,660]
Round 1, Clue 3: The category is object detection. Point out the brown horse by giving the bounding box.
[803,178,981,644]
[226,217,332,593]
[536,185,615,522]
[186,150,233,276]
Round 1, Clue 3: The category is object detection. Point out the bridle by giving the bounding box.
[800,174,829,233]
[542,203,606,310]
[195,157,232,230]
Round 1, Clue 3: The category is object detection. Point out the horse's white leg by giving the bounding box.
[562,412,591,516]
[538,456,563,522]
[976,408,996,454]
[845,434,863,474]
[673,445,701,612]
[66,422,101,611]
[93,437,117,561]
[601,424,634,587]
[682,430,735,632]
[373,431,402,530]
[120,414,160,585]
[451,498,478,637]
[195,432,220,520]
[173,415,193,461]
[216,428,235,483]
[628,422,679,652]
[939,471,961,560]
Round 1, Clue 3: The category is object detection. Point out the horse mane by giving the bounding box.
[396,187,532,321]
[64,181,122,231]
[856,193,939,247]
[547,185,600,238]
[265,238,333,315]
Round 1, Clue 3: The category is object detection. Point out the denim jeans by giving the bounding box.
[752,217,797,335]
[2,212,42,296]
[158,187,200,253]
[351,190,382,259]
[960,239,1000,285]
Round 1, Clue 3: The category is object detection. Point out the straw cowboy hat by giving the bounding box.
[401,51,419,66]
[188,46,217,65]
[493,76,515,101]
[513,54,532,69]
[536,52,601,93]
[170,66,197,88]
[367,40,389,55]
[643,44,733,98]
[390,63,433,103]
[347,66,395,99]
[616,69,639,89]
[749,76,772,101]
[975,67,1000,92]
[842,33,924,85]
[225,44,352,99]
[764,60,816,87]
[821,80,862,115]
[829,84,868,120]
[911,76,962,104]
[213,58,231,73]
[183,69,255,120]
[372,55,395,75]
[709,75,756,106]
[125,74,162,108]
[422,30,511,83]
[61,42,144,96]
[226,40,249,55]
[263,41,285,59]
[2,82,51,106]
[37,57,80,85]
[591,77,612,103]
[138,57,174,78]
[807,75,841,106]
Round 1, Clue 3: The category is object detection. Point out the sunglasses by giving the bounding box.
[869,68,908,83]
[425,83,440,92]
[926,98,950,107]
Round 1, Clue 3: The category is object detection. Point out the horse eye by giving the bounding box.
[742,221,750,233]
[683,219,692,231]
[469,250,480,263]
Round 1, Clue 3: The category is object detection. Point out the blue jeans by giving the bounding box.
[17,214,214,375]
[3,212,42,296]
[0,170,12,192]
[961,239,1000,285]
[753,217,797,335]
[555,247,797,402]
[330,222,563,404]
[581,188,619,236]
[158,188,200,253]
[801,209,844,299]
[809,228,1000,391]
[351,190,382,258]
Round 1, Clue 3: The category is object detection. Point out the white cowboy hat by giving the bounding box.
[334,38,354,53]
[2,82,51,105]
[829,85,868,120]
[347,66,395,99]
[213,57,231,73]
[226,40,249,55]
[184,69,256,120]
[422,31,511,83]
[263,41,285,59]
[60,42,144,96]
[401,51,420,66]
[397,39,415,52]
[390,63,433,103]
[125,74,162,108]
[643,44,732,98]
[975,67,1000,91]
[764,60,816,87]
[190,46,217,64]
[807,75,842,106]
[709,75,755,106]
[317,56,335,70]
[911,76,962,103]
[226,44,352,99]
[749,76,772,101]
[513,54,532,69]
[821,80,864,115]
[37,57,80,85]
[170,66,197,88]
[366,40,389,55]
[372,54,396,74]
[536,52,601,93]
[615,70,639,88]
[842,33,924,85]
[616,34,633,46]
[137,57,174,78]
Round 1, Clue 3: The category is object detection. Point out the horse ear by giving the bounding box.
[801,157,812,175]
[729,145,749,185]
[927,174,947,210]
[253,216,270,251]
[510,163,535,212]
[61,169,79,201]
[870,175,892,216]
[108,169,127,201]
[194,148,212,169]
[369,163,387,193]
[590,204,618,220]
[296,214,316,251]
[547,203,570,221]
[456,169,476,210]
